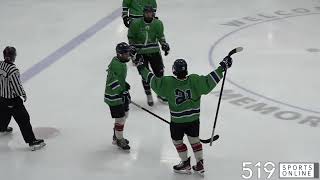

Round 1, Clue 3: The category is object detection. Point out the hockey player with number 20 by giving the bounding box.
[135,56,233,175]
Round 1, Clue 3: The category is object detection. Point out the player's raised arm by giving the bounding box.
[194,56,233,95]
[136,58,168,98]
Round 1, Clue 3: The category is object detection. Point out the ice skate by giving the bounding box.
[147,94,154,106]
[173,157,191,174]
[112,135,129,145]
[29,139,46,151]
[192,159,205,176]
[0,127,13,135]
[116,138,130,151]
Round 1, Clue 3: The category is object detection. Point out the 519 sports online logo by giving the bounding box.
[241,162,319,179]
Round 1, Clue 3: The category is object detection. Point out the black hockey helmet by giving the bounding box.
[116,42,131,63]
[116,42,130,54]
[143,5,155,13]
[3,46,17,63]
[143,5,155,23]
[172,59,188,79]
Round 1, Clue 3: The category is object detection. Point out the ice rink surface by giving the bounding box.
[0,0,319,179]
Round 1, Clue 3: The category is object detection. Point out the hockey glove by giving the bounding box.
[123,91,131,104]
[161,43,170,56]
[123,16,131,28]
[129,45,137,61]
[134,55,145,72]
[219,56,233,71]
[22,94,27,102]
[125,82,131,91]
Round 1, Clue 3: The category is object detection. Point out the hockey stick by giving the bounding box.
[131,101,219,143]
[200,47,244,145]
[131,101,169,124]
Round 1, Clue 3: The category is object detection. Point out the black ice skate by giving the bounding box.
[192,159,205,176]
[29,139,46,151]
[173,157,191,174]
[112,135,129,145]
[116,138,130,151]
[0,127,13,135]
[147,94,154,106]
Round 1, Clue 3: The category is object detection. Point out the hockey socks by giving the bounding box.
[114,117,126,139]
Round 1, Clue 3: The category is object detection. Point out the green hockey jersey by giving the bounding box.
[128,18,166,54]
[122,0,157,18]
[140,66,224,123]
[104,57,128,106]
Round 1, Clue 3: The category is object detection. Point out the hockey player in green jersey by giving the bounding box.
[122,0,157,27]
[104,42,136,150]
[135,57,233,175]
[128,5,170,106]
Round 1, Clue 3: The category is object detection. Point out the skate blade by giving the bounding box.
[30,142,46,151]
[112,140,129,145]
[117,146,130,152]
[0,132,12,136]
[193,170,205,177]
[174,169,192,175]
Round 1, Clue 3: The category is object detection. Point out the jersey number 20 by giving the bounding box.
[175,89,192,105]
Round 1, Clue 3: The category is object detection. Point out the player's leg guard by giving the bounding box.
[113,109,130,145]
[172,140,191,174]
[138,54,154,106]
[188,136,204,176]
[142,79,152,95]
[109,104,129,145]
[138,54,152,96]
[113,117,130,150]
[112,117,129,145]
[114,117,126,140]
[187,136,203,163]
[148,52,164,78]
[142,79,154,106]
[148,52,167,103]
[173,140,188,161]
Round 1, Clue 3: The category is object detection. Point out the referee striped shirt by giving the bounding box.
[0,61,26,99]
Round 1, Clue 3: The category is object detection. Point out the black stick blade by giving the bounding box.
[200,135,220,144]
[228,47,243,56]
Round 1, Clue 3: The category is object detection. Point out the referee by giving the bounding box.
[0,46,45,151]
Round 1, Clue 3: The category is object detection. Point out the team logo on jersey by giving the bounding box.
[175,89,192,105]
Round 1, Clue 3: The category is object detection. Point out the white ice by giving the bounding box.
[0,0,319,179]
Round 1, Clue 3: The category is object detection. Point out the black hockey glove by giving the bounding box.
[129,45,137,61]
[125,82,131,91]
[134,55,145,72]
[123,16,131,28]
[22,94,27,102]
[219,56,233,71]
[123,91,131,104]
[161,43,170,56]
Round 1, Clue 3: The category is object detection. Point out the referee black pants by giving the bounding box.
[0,97,36,143]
